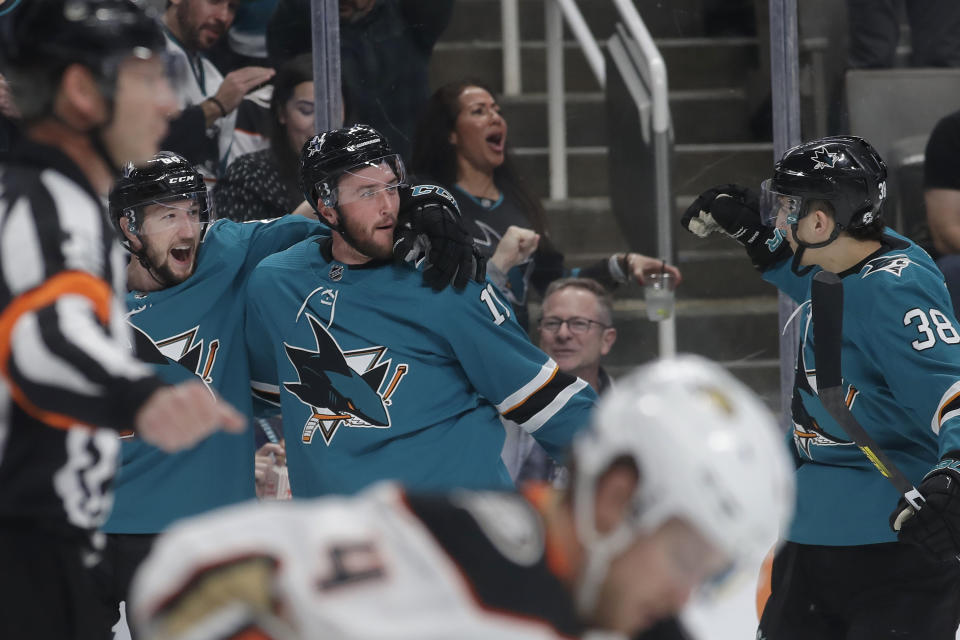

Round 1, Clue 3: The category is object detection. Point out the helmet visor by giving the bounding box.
[759,179,803,229]
[128,192,213,237]
[319,154,407,207]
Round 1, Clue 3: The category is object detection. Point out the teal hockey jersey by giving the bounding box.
[245,238,597,496]
[104,216,329,533]
[764,230,960,545]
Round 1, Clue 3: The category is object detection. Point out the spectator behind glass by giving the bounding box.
[538,278,618,394]
[847,0,960,69]
[206,0,278,73]
[161,0,275,185]
[923,107,960,317]
[216,54,316,221]
[503,277,619,486]
[266,0,454,161]
[411,80,682,329]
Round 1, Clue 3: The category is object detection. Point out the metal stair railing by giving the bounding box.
[500,0,676,357]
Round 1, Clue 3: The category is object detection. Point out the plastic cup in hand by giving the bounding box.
[644,271,675,321]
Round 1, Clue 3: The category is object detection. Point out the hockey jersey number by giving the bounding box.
[904,308,960,351]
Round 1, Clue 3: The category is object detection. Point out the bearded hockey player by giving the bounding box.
[91,148,486,635]
[243,124,596,496]
[130,355,794,640]
[683,135,960,638]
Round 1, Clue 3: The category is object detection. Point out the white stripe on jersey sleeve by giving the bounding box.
[12,310,102,396]
[54,296,155,381]
[10,296,154,398]
[933,379,960,435]
[495,359,558,413]
[0,196,45,294]
[43,169,107,276]
[517,376,589,435]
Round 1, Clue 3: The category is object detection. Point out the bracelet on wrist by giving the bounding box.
[207,96,227,118]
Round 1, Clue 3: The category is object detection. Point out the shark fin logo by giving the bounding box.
[811,147,840,170]
[125,324,219,438]
[130,324,219,389]
[862,254,912,278]
[284,314,409,446]
[792,418,853,459]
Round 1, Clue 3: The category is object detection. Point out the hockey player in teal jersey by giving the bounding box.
[682,135,960,639]
[246,124,597,496]
[91,150,485,635]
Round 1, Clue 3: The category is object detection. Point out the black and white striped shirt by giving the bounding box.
[0,139,166,538]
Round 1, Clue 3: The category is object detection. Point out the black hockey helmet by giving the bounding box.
[0,0,165,78]
[761,135,887,231]
[109,152,212,252]
[299,124,407,213]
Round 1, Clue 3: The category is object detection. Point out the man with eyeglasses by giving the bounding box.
[538,278,619,394]
[504,278,620,488]
[244,124,597,497]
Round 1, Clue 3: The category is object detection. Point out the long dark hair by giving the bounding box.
[410,79,550,238]
[268,53,314,193]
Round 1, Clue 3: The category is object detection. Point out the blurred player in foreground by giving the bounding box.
[130,355,794,639]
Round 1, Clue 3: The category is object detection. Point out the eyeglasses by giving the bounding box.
[538,316,610,334]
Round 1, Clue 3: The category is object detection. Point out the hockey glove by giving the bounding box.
[680,184,790,271]
[394,184,486,291]
[890,455,960,563]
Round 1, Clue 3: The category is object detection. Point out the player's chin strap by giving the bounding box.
[136,253,175,288]
[126,220,179,289]
[789,220,841,276]
[572,479,637,617]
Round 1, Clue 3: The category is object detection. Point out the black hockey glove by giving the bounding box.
[394,184,486,291]
[890,455,960,563]
[680,184,790,271]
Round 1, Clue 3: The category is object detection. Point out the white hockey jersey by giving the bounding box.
[164,30,236,184]
[130,483,608,640]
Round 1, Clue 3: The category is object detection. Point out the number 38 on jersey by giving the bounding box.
[905,307,960,351]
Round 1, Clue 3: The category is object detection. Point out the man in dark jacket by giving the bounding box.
[267,0,453,160]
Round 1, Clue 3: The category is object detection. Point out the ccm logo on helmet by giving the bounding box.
[169,176,193,184]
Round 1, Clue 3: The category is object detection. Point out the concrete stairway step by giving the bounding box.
[497,89,753,147]
[441,0,708,43]
[430,37,760,94]
[512,142,772,198]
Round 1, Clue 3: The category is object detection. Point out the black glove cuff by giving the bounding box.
[744,231,791,272]
[924,454,960,481]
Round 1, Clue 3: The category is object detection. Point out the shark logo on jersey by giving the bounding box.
[472,220,502,249]
[125,324,219,438]
[129,324,219,389]
[283,314,409,446]
[862,254,912,278]
[793,381,859,458]
[793,417,853,459]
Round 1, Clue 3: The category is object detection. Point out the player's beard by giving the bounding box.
[141,236,199,287]
[338,212,395,261]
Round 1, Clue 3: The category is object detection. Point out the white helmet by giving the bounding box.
[572,354,795,613]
